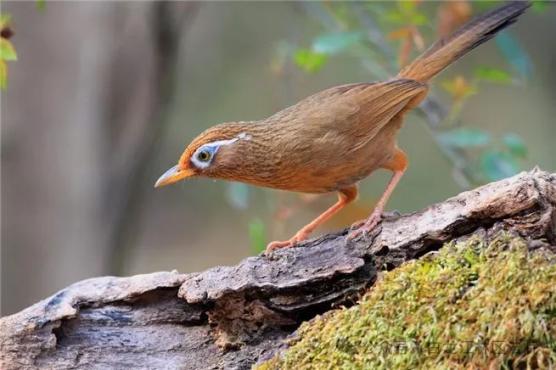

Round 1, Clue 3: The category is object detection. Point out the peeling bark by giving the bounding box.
[1,169,555,370]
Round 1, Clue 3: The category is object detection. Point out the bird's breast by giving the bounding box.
[231,135,397,194]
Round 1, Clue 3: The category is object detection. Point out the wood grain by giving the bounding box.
[1,169,554,370]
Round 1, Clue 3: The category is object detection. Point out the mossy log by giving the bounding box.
[1,169,555,370]
[259,235,556,369]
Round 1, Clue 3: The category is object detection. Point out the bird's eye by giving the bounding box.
[197,149,212,162]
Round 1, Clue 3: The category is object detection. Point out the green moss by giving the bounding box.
[258,234,556,369]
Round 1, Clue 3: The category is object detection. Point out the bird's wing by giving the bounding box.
[271,79,426,145]
[343,79,428,150]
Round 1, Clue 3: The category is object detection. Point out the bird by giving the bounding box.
[155,1,530,253]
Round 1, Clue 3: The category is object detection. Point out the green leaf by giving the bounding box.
[226,183,249,210]
[312,31,363,55]
[397,0,417,13]
[248,219,267,254]
[439,128,491,149]
[293,48,327,73]
[0,59,7,90]
[385,10,427,26]
[480,150,520,182]
[495,32,532,79]
[0,13,12,29]
[441,76,477,100]
[408,12,427,26]
[473,2,501,11]
[384,10,405,25]
[532,0,549,13]
[385,1,427,26]
[502,133,528,159]
[474,66,512,84]
[36,0,46,12]
[0,39,17,61]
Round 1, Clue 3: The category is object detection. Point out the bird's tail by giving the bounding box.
[397,1,530,82]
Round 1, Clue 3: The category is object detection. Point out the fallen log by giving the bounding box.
[1,169,554,370]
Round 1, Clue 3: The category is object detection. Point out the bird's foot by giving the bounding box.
[350,219,366,230]
[347,211,382,240]
[265,231,308,254]
[265,239,296,253]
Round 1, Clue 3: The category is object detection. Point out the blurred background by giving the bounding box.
[1,1,555,315]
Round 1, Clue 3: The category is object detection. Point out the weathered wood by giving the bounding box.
[1,169,555,370]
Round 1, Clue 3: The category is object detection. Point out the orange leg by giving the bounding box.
[266,185,358,253]
[348,148,408,240]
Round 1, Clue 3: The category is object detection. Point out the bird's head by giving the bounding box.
[154,122,254,188]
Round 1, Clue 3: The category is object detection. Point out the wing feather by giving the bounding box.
[270,79,426,143]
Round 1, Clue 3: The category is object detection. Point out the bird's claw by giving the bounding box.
[350,219,366,230]
[265,239,296,253]
[265,232,308,254]
[347,212,382,241]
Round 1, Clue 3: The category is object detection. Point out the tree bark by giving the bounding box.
[1,169,555,370]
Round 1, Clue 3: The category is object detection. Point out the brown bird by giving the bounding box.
[155,2,529,252]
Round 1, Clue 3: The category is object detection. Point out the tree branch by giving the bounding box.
[105,2,199,274]
[1,169,554,370]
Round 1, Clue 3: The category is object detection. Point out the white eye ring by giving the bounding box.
[190,137,239,169]
[191,146,215,169]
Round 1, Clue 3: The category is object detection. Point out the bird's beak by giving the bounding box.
[154,165,195,188]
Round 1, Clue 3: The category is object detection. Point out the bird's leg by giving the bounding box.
[348,148,408,240]
[266,185,358,253]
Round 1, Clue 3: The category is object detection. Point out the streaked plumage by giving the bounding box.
[156,1,530,252]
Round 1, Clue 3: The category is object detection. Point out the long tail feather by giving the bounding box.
[398,1,530,82]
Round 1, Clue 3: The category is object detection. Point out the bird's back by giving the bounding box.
[250,79,427,193]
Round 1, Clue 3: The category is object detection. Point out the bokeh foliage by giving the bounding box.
[288,1,534,186]
[245,1,545,251]
[2,1,547,255]
[0,13,17,90]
